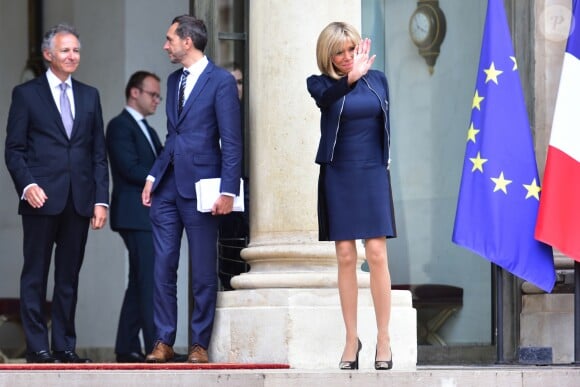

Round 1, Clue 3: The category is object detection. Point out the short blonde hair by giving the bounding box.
[316,22,361,79]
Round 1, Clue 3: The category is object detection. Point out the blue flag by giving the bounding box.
[452,0,556,293]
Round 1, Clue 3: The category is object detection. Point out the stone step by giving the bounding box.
[0,366,579,387]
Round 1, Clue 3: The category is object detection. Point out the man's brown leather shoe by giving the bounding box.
[187,344,209,363]
[145,341,174,363]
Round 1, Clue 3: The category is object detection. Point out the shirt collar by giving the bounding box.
[125,106,144,122]
[46,68,72,89]
[184,55,209,77]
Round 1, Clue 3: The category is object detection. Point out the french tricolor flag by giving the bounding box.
[535,0,580,263]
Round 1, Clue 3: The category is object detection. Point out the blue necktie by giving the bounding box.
[59,83,73,138]
[178,69,190,115]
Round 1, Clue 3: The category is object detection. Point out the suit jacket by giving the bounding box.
[5,74,109,217]
[306,70,391,166]
[107,109,163,231]
[149,60,242,198]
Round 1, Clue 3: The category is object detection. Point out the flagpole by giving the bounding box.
[453,0,556,363]
[495,264,505,364]
[575,261,580,364]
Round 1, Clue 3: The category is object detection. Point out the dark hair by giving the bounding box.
[125,71,160,100]
[41,23,80,52]
[172,15,208,52]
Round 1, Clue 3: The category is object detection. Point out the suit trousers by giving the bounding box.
[115,230,156,354]
[20,194,90,353]
[150,168,220,348]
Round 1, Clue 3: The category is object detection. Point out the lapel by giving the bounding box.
[70,79,83,139]
[123,109,159,156]
[175,61,214,126]
[36,76,69,139]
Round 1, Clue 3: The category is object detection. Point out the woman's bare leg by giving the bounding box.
[336,239,360,361]
[365,237,392,361]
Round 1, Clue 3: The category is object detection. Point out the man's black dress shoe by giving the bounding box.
[116,352,146,363]
[52,350,92,363]
[26,350,60,363]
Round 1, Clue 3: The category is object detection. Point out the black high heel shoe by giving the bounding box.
[339,338,362,370]
[374,347,393,370]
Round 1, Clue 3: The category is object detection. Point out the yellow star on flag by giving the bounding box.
[470,152,488,173]
[467,123,480,143]
[484,62,503,84]
[491,172,512,194]
[472,90,484,110]
[523,178,541,200]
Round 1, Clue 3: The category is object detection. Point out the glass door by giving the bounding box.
[363,0,496,364]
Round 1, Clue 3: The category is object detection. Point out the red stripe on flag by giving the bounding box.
[535,146,580,262]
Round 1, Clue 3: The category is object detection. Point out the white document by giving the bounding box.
[195,178,244,213]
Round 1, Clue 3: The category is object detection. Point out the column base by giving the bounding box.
[233,241,368,289]
[209,288,417,370]
[231,271,372,289]
[520,293,574,364]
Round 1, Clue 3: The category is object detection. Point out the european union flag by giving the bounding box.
[452,0,556,293]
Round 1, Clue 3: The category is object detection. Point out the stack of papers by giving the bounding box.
[195,178,244,213]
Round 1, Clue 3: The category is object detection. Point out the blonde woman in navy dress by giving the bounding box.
[307,22,396,371]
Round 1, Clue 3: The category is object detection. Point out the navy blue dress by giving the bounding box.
[319,80,396,241]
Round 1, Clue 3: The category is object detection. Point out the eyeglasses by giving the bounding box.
[139,88,162,101]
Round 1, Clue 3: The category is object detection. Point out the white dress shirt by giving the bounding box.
[181,55,209,103]
[46,68,75,118]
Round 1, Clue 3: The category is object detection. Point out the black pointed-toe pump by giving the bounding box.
[374,347,393,370]
[339,338,362,370]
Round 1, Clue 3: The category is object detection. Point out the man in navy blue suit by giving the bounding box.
[106,71,163,363]
[142,15,242,364]
[4,23,109,363]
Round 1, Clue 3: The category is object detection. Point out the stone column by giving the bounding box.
[210,0,416,369]
[233,0,357,290]
[233,0,363,289]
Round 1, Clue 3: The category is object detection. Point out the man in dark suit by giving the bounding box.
[142,15,242,364]
[106,71,163,363]
[4,23,109,363]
